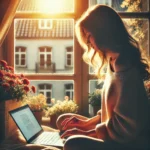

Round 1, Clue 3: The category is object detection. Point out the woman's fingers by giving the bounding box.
[62,116,79,130]
[61,128,78,138]
[61,117,71,126]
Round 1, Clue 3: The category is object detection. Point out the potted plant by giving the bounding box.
[144,80,150,103]
[89,89,101,116]
[0,59,36,140]
[44,99,78,128]
[0,60,36,101]
[22,93,47,123]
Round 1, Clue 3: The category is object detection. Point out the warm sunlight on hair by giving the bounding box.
[36,0,64,13]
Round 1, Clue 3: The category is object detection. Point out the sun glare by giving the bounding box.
[36,0,68,13]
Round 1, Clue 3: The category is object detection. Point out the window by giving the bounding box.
[38,84,52,103]
[30,80,74,103]
[39,20,53,29]
[15,46,26,67]
[65,83,74,100]
[39,46,52,68]
[66,46,73,67]
[6,0,149,115]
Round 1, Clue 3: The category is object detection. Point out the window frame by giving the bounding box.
[65,83,74,100]
[39,46,52,68]
[6,0,150,116]
[38,83,52,103]
[15,46,26,67]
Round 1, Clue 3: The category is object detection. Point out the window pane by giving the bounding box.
[89,0,149,12]
[89,80,103,93]
[17,0,74,13]
[30,80,74,103]
[15,55,19,65]
[89,80,103,116]
[14,19,74,74]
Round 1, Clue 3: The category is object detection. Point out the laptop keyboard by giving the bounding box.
[31,132,64,146]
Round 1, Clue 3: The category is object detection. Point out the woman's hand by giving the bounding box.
[61,128,97,139]
[61,116,87,131]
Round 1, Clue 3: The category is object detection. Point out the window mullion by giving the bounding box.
[118,12,150,18]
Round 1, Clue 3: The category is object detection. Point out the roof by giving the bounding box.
[15,19,73,39]
[17,0,74,13]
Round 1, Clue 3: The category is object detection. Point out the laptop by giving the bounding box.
[9,104,64,147]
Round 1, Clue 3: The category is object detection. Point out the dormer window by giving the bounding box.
[39,19,52,29]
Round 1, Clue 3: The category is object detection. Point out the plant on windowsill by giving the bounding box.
[144,80,150,103]
[89,89,101,116]
[21,93,47,123]
[0,60,36,102]
[44,99,79,128]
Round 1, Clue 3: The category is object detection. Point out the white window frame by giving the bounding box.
[15,46,26,67]
[65,84,74,100]
[39,19,53,29]
[39,47,52,68]
[66,46,73,67]
[38,84,52,99]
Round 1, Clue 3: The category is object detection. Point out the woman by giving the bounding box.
[56,4,150,150]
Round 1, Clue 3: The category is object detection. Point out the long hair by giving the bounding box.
[75,4,150,80]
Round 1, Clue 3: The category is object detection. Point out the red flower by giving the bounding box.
[22,78,30,85]
[5,72,12,78]
[8,80,15,86]
[5,66,9,70]
[0,60,7,67]
[8,66,14,72]
[24,85,30,92]
[31,86,36,93]
[20,74,24,78]
[2,83,10,91]
[11,74,17,79]
[0,71,4,78]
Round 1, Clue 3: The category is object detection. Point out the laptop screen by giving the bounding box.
[9,105,42,141]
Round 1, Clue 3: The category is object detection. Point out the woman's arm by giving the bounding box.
[62,113,101,131]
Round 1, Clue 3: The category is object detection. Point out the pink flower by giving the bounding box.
[8,80,15,86]
[8,66,14,72]
[20,74,24,78]
[24,85,30,92]
[5,72,12,78]
[22,78,30,85]
[0,60,7,67]
[0,71,4,78]
[11,74,17,79]
[31,86,36,93]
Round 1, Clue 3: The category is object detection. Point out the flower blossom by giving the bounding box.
[24,85,30,92]
[8,80,15,86]
[31,86,36,93]
[22,78,30,85]
[0,60,7,67]
[0,71,4,78]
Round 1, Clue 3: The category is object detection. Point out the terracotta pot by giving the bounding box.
[32,111,43,124]
[49,114,59,129]
[0,99,21,141]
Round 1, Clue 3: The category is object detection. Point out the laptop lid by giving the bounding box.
[9,104,43,143]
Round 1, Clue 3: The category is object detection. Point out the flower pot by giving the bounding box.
[32,111,43,124]
[49,114,59,129]
[0,99,21,141]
